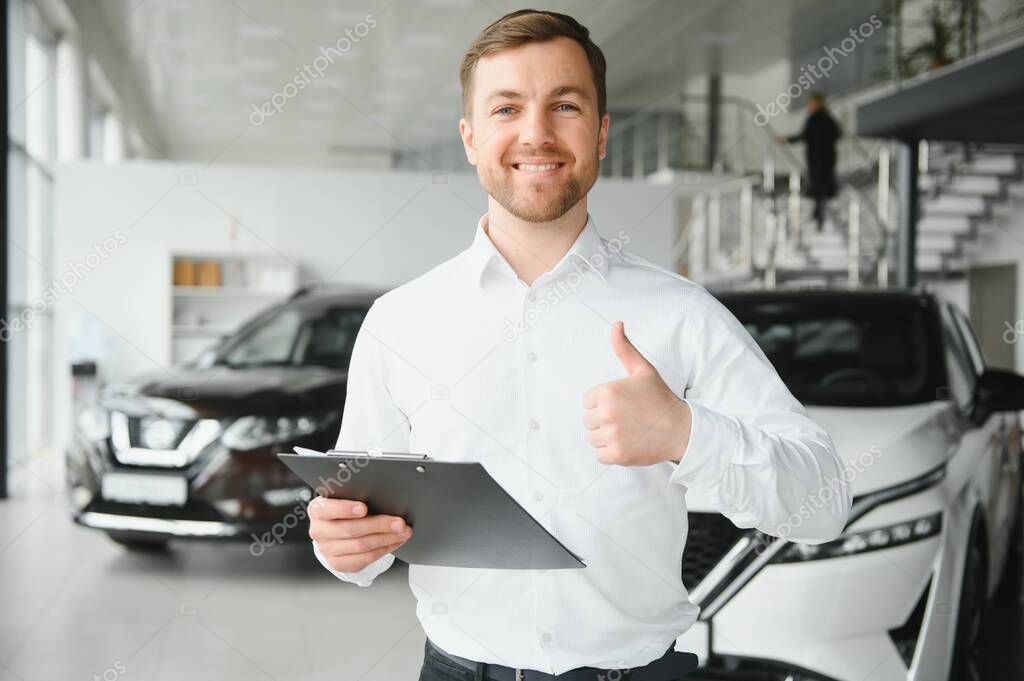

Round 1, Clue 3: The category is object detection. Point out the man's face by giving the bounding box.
[459,37,609,223]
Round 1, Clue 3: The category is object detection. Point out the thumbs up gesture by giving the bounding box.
[582,321,692,467]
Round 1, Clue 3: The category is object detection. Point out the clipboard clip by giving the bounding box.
[330,449,432,461]
[291,446,432,461]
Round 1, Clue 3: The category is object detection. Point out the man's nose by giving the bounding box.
[517,106,555,147]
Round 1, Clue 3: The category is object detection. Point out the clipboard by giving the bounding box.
[278,448,586,570]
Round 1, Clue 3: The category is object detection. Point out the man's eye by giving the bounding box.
[556,103,580,112]
[495,106,516,116]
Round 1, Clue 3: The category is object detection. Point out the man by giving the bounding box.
[309,10,851,681]
[780,92,842,232]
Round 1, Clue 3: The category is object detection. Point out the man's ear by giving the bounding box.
[458,117,478,167]
[597,112,610,160]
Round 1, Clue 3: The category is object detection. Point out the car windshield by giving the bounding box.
[215,303,368,370]
[721,297,939,407]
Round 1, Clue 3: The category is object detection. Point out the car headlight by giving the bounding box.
[220,410,340,451]
[774,512,943,563]
[76,405,111,441]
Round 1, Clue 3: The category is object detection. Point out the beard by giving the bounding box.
[479,143,601,223]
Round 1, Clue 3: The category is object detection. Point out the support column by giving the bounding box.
[896,139,919,288]
[1,0,8,498]
[706,72,721,171]
[56,37,88,161]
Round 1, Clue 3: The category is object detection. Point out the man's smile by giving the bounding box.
[510,158,567,177]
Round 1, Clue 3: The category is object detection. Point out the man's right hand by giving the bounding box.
[308,497,413,572]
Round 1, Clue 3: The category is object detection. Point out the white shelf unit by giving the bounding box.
[170,254,301,364]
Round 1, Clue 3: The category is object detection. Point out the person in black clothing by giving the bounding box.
[778,92,841,232]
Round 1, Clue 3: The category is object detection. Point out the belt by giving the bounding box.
[425,638,699,681]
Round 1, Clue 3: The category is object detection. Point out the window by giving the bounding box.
[218,304,368,370]
[7,0,58,462]
[951,306,986,376]
[222,309,305,367]
[724,296,940,407]
[939,303,977,412]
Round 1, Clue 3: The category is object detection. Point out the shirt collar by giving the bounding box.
[467,213,610,287]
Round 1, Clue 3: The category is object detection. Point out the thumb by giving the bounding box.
[610,321,654,376]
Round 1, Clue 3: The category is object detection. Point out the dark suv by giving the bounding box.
[66,289,378,550]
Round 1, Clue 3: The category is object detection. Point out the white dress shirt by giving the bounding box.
[312,213,850,674]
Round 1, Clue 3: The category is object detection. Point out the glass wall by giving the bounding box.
[6,0,57,474]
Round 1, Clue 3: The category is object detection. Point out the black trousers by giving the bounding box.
[418,639,695,681]
[812,193,828,231]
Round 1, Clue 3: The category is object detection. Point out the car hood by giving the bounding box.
[804,401,955,496]
[102,364,348,418]
[685,401,956,512]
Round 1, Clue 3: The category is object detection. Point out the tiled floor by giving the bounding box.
[0,459,424,681]
[1,456,1021,681]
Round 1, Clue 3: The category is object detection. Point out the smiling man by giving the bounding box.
[308,9,851,681]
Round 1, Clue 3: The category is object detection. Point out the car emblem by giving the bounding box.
[141,417,180,450]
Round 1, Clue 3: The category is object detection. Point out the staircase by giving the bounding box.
[916,146,1023,273]
[600,93,1024,289]
[675,139,1023,289]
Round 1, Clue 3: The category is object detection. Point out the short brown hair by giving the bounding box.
[459,9,607,119]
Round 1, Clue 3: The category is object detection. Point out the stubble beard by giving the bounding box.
[481,143,600,223]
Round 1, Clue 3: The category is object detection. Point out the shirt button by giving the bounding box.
[527,292,537,302]
[526,351,537,362]
[532,490,544,501]
[528,420,540,431]
[541,632,553,644]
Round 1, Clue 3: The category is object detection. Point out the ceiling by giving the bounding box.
[92,0,883,165]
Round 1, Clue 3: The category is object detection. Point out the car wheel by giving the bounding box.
[106,532,170,552]
[949,539,985,681]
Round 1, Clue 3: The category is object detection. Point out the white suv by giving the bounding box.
[680,289,1023,681]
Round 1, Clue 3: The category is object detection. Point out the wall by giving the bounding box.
[959,206,1024,371]
[51,160,685,452]
[930,188,1024,372]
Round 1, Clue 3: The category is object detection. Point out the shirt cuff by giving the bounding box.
[312,540,395,587]
[667,398,742,489]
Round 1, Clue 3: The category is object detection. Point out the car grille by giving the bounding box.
[682,512,749,590]
[110,411,221,468]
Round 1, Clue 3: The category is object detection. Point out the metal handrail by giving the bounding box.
[608,91,900,287]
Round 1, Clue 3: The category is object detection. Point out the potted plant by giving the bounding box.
[905,2,956,72]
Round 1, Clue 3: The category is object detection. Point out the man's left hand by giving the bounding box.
[582,321,692,466]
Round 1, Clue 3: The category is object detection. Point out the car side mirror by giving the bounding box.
[971,368,1024,423]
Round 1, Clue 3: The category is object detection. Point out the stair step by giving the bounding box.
[812,253,854,269]
[917,232,958,252]
[923,194,986,216]
[807,248,848,260]
[919,215,971,234]
[916,252,943,271]
[964,155,1018,175]
[920,175,1002,195]
[802,231,846,246]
